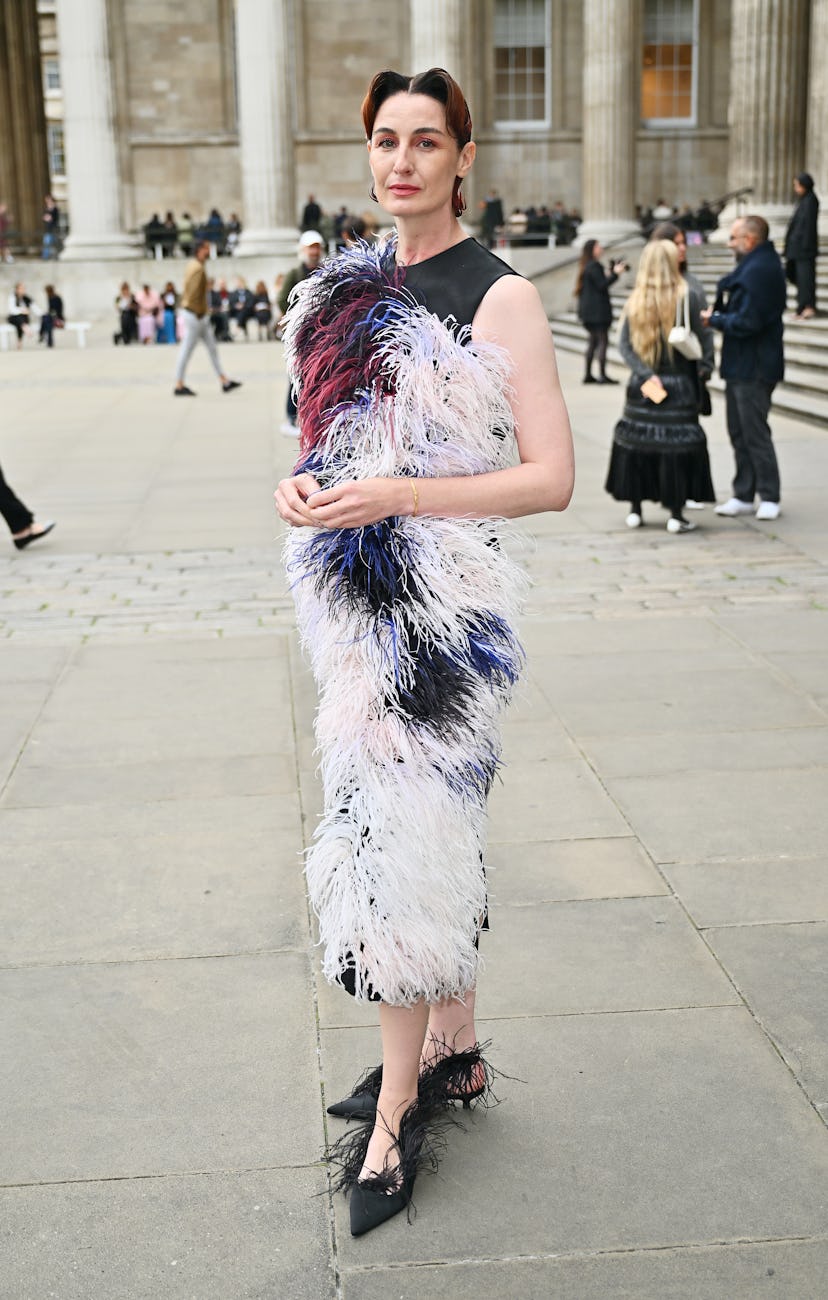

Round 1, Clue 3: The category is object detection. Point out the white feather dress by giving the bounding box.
[283,239,526,1005]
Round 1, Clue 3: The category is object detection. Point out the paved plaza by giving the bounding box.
[2,328,827,1299]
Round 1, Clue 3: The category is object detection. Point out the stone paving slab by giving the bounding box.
[480,896,738,1018]
[486,836,668,903]
[1,829,306,966]
[323,1009,828,1267]
[606,767,828,864]
[706,922,828,1111]
[534,655,825,737]
[488,756,630,841]
[579,726,828,780]
[339,1239,828,1300]
[665,858,828,928]
[1,1168,334,1300]
[0,790,297,846]
[5,750,295,808]
[2,953,320,1185]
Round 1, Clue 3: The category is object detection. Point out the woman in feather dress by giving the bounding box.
[274,67,574,1235]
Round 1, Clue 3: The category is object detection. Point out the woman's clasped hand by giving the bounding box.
[275,473,409,529]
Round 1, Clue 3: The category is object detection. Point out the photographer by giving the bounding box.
[575,240,627,383]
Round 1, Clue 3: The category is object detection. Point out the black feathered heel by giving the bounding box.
[326,1040,498,1121]
[420,1040,497,1113]
[326,1100,448,1237]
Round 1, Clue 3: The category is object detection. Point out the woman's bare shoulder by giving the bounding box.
[473,274,550,347]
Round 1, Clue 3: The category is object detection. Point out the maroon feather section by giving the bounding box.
[289,245,408,457]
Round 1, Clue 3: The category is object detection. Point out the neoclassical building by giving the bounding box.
[3,0,826,259]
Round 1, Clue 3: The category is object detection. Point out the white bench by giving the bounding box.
[0,320,91,349]
[64,321,91,348]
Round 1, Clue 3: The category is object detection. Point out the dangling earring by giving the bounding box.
[369,184,378,203]
[456,185,466,216]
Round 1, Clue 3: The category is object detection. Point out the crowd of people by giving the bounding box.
[637,197,722,240]
[112,273,284,346]
[477,191,582,247]
[575,175,815,532]
[141,208,243,258]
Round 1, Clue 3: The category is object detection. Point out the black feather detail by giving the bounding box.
[325,1097,452,1224]
[419,1038,504,1113]
[327,1039,510,1121]
[346,1062,384,1103]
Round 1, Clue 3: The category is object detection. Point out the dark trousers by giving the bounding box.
[0,462,33,534]
[725,380,780,503]
[792,258,816,313]
[40,313,54,347]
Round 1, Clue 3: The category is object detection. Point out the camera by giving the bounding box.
[614,260,631,272]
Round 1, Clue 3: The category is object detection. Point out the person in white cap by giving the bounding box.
[277,231,327,435]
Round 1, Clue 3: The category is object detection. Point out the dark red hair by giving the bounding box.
[361,68,473,217]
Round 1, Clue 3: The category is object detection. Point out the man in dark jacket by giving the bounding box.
[704,215,786,521]
[784,172,819,319]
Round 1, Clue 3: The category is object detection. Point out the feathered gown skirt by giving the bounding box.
[605,370,715,508]
[282,242,526,1007]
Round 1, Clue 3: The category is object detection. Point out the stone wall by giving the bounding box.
[110,0,240,230]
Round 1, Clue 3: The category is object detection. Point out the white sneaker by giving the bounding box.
[714,498,755,517]
[667,517,697,534]
[280,420,300,438]
[625,512,642,528]
[684,499,705,510]
[755,501,780,521]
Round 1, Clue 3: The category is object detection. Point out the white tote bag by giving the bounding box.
[668,290,703,361]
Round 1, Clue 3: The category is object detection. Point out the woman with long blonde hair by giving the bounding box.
[604,240,714,532]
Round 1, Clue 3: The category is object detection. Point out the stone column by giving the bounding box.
[55,0,137,259]
[0,0,51,249]
[578,0,639,244]
[715,0,810,239]
[410,0,466,79]
[234,0,297,257]
[806,0,828,235]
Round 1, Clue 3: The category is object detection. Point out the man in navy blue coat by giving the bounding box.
[703,215,786,521]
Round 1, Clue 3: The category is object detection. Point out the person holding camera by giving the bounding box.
[575,240,627,384]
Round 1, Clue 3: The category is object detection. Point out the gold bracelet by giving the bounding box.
[409,478,419,518]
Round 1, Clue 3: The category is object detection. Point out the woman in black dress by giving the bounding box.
[604,239,715,533]
[575,239,627,383]
[274,67,574,1236]
[784,172,819,319]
